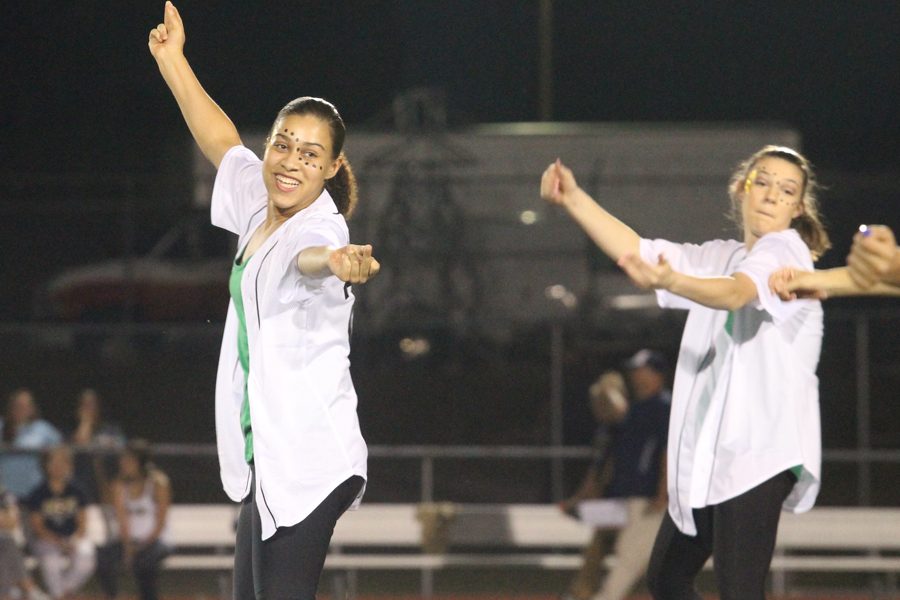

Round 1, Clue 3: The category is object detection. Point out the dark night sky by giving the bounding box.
[1,2,898,470]
[2,1,899,174]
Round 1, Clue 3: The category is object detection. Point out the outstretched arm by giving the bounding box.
[148,2,241,168]
[540,159,641,261]
[769,266,900,300]
[297,244,381,284]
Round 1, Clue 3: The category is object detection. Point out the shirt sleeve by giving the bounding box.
[735,230,815,324]
[273,214,350,304]
[639,238,737,310]
[210,145,267,235]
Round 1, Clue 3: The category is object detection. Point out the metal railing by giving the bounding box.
[4,443,897,506]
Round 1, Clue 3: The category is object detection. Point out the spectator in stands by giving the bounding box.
[0,482,50,600]
[560,370,627,599]
[0,389,62,498]
[71,388,125,453]
[100,440,171,600]
[560,350,670,600]
[25,446,95,600]
[70,388,126,505]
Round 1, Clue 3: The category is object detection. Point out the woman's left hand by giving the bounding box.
[329,244,381,284]
[617,253,675,290]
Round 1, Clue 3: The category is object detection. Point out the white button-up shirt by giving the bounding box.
[640,229,822,536]
[211,145,367,540]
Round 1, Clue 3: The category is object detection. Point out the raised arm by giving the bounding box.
[540,159,641,261]
[148,2,241,168]
[540,160,757,309]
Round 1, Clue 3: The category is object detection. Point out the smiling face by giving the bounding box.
[739,155,805,246]
[262,113,342,217]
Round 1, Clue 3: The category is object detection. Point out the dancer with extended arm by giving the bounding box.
[542,146,829,600]
[149,3,378,598]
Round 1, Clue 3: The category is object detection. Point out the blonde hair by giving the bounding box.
[727,145,831,261]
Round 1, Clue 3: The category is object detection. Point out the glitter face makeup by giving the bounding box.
[746,166,801,206]
[744,169,757,195]
[740,156,805,244]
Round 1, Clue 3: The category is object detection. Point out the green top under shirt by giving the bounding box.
[229,249,253,464]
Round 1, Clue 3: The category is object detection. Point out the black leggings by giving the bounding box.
[233,473,364,600]
[647,469,796,600]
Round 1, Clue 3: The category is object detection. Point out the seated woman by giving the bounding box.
[25,446,95,600]
[102,440,171,600]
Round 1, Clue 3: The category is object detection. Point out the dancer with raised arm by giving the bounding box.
[149,3,379,598]
[542,146,828,600]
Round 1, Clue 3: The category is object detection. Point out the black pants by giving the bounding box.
[95,539,171,600]
[647,469,796,600]
[233,474,364,600]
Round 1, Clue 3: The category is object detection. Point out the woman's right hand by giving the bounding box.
[328,244,381,284]
[148,1,185,63]
[540,159,579,206]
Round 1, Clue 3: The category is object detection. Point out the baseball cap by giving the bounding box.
[623,349,668,373]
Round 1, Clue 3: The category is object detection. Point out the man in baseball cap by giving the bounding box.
[561,349,671,600]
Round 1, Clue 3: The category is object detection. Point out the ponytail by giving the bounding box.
[791,212,831,262]
[326,153,358,218]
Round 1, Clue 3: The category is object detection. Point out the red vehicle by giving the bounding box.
[42,218,232,322]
